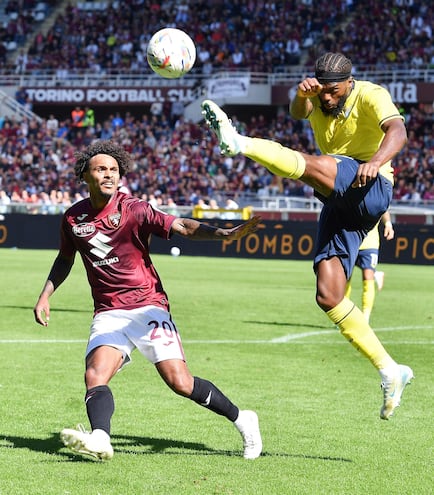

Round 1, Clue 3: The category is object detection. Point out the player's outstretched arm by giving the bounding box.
[33,254,75,326]
[171,215,261,241]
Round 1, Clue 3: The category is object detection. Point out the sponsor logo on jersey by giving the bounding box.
[89,232,113,258]
[92,256,119,267]
[73,223,96,237]
[108,212,121,228]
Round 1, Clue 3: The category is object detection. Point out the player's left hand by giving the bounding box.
[352,161,380,188]
[383,223,395,241]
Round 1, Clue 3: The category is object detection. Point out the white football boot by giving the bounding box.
[201,99,242,157]
[374,271,385,291]
[379,364,414,420]
[60,424,113,460]
[234,410,262,459]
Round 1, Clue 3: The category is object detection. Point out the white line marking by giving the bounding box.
[270,325,433,343]
[271,330,336,343]
[0,325,432,345]
[0,339,87,343]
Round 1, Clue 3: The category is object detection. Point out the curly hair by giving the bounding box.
[74,140,134,180]
[315,52,352,83]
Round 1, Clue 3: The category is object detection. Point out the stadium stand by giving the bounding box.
[1,0,432,74]
[0,0,432,216]
[0,101,432,214]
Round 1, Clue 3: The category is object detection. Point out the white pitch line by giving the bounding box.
[0,325,432,345]
[0,339,87,343]
[270,325,434,343]
[270,330,336,343]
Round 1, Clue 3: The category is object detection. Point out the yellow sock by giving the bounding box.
[242,137,306,179]
[362,279,375,322]
[344,279,352,299]
[326,297,395,369]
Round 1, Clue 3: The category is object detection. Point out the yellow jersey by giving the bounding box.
[359,221,380,250]
[307,80,403,184]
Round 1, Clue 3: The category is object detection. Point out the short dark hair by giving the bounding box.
[315,52,352,83]
[74,140,133,180]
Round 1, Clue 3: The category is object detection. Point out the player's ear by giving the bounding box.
[81,171,89,184]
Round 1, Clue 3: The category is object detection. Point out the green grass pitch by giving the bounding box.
[0,248,433,494]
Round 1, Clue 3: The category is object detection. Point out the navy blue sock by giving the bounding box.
[189,376,239,422]
[85,385,114,435]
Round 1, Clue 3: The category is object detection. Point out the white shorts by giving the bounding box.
[87,306,186,367]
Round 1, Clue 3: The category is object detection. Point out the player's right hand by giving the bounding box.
[296,77,323,97]
[34,300,50,326]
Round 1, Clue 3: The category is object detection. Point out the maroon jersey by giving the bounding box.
[60,191,176,314]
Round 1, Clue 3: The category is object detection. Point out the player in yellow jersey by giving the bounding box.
[289,52,412,417]
[201,54,413,420]
[290,52,402,323]
[345,211,395,323]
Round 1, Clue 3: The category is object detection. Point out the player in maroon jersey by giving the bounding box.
[33,140,262,460]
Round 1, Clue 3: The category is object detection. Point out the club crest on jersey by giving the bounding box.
[73,223,96,237]
[108,212,121,229]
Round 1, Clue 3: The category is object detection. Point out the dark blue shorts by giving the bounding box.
[313,155,392,279]
[355,248,379,271]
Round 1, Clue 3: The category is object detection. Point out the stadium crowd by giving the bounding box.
[0,100,433,213]
[0,0,433,213]
[1,0,432,75]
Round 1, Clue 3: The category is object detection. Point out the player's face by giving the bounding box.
[84,154,120,201]
[318,79,353,117]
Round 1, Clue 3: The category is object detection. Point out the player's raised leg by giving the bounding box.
[201,99,306,179]
[201,99,336,198]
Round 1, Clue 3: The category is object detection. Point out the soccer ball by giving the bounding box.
[147,28,196,79]
[170,246,181,257]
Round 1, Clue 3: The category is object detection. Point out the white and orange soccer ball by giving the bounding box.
[147,28,196,79]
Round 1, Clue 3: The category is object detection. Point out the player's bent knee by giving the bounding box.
[164,374,194,397]
[85,367,114,387]
[315,293,338,312]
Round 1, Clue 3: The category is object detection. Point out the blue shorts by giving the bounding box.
[313,156,392,279]
[355,248,379,271]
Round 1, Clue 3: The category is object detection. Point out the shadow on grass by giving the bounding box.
[0,304,89,314]
[0,432,88,462]
[0,432,352,463]
[0,304,88,314]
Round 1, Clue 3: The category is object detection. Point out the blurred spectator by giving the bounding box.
[0,98,432,213]
[46,114,59,134]
[71,106,85,136]
[165,197,179,215]
[15,87,28,105]
[222,198,240,219]
[83,107,95,129]
[111,112,125,129]
[14,49,28,73]
[0,190,11,213]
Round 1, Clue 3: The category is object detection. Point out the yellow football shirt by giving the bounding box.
[307,80,403,183]
[359,221,380,250]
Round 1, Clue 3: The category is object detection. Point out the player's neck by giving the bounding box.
[89,192,115,211]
